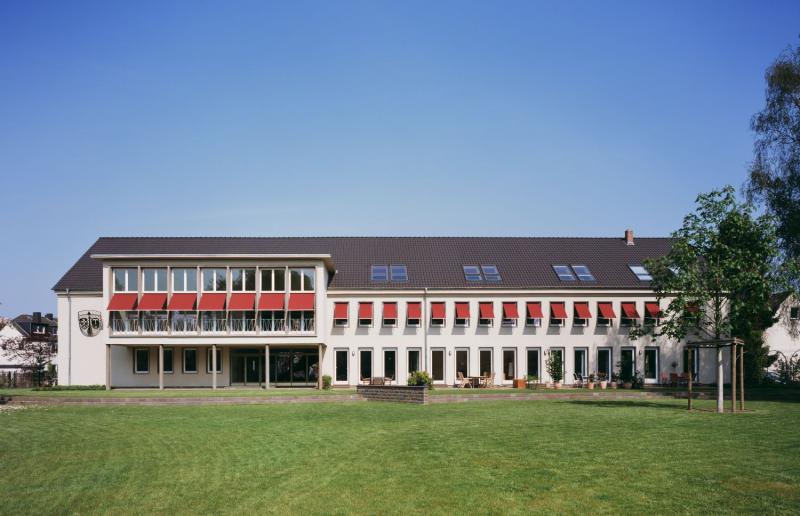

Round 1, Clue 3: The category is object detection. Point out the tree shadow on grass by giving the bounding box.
[560,399,687,410]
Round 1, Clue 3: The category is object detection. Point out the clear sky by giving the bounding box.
[0,0,798,317]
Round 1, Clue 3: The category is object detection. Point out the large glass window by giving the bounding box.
[359,349,372,381]
[183,348,198,373]
[526,348,540,378]
[431,349,445,381]
[134,348,149,373]
[335,349,348,382]
[206,348,223,373]
[384,349,396,380]
[261,269,285,291]
[172,268,197,292]
[479,349,492,377]
[111,311,139,333]
[290,268,315,291]
[163,348,174,373]
[455,349,468,378]
[231,268,256,291]
[143,268,167,292]
[202,268,227,291]
[597,348,612,380]
[502,349,516,380]
[408,349,420,373]
[113,268,138,292]
[574,348,587,378]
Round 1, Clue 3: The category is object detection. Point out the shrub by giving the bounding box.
[407,371,432,388]
[545,351,563,383]
[322,375,332,390]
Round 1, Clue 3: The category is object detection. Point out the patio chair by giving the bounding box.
[484,372,495,388]
[456,372,472,389]
[573,373,584,388]
[370,377,385,386]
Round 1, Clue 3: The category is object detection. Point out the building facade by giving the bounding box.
[53,234,729,389]
[0,312,58,373]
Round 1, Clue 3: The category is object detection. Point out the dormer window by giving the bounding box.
[371,265,388,282]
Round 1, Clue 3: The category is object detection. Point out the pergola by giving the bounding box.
[685,337,745,413]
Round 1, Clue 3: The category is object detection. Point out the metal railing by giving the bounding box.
[230,318,257,332]
[290,317,315,332]
[202,319,228,332]
[142,318,169,333]
[259,318,285,332]
[171,318,198,333]
[112,319,139,333]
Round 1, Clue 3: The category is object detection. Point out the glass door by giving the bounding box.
[502,349,516,381]
[455,349,468,378]
[479,349,492,377]
[574,348,587,379]
[597,348,612,381]
[245,355,261,384]
[360,349,372,382]
[431,349,445,382]
[526,348,540,378]
[383,350,396,381]
[644,347,659,384]
[620,348,635,382]
[408,349,420,373]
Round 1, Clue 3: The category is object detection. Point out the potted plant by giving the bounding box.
[545,350,563,389]
[610,372,619,389]
[617,356,634,389]
[586,373,596,390]
[513,378,527,389]
[632,372,645,389]
[598,372,608,390]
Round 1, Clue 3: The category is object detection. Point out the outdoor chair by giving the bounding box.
[573,373,584,388]
[456,372,472,388]
[370,377,385,386]
[484,372,495,388]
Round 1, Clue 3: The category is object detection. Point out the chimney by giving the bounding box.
[33,312,41,322]
[624,228,635,246]
[45,313,53,320]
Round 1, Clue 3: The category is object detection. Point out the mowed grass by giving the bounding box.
[0,387,355,398]
[2,396,800,514]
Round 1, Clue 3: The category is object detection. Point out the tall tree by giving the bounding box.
[631,186,793,412]
[746,43,800,264]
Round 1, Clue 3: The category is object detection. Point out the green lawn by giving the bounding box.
[2,396,799,514]
[0,387,355,398]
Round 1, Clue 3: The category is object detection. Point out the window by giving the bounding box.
[644,302,661,326]
[333,302,349,327]
[358,302,373,327]
[430,302,445,327]
[573,302,591,327]
[202,268,227,291]
[463,265,482,281]
[549,302,567,327]
[390,265,408,282]
[525,302,543,327]
[33,324,46,334]
[201,311,227,332]
[597,302,615,326]
[552,265,575,281]
[183,348,198,373]
[571,265,595,282]
[172,268,197,292]
[574,348,587,378]
[501,302,518,327]
[621,302,640,327]
[261,269,286,291]
[455,302,470,327]
[479,349,492,377]
[629,265,653,281]
[231,268,256,291]
[431,349,445,381]
[526,348,540,379]
[335,349,348,382]
[479,302,494,327]
[408,349,421,373]
[206,348,222,373]
[384,349,397,380]
[481,265,501,282]
[502,349,516,380]
[597,348,612,380]
[407,302,422,327]
[113,268,138,292]
[359,349,372,381]
[455,349,468,378]
[143,268,167,292]
[382,302,397,327]
[163,348,174,374]
[290,268,315,291]
[683,348,700,379]
[790,307,799,321]
[371,265,388,282]
[134,348,149,374]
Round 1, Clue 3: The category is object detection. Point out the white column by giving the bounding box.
[159,345,164,390]
[212,344,217,390]
[264,344,270,389]
[716,346,724,414]
[318,344,323,390]
[105,344,111,391]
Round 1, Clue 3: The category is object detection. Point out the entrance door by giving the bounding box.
[526,348,540,378]
[574,348,587,379]
[230,349,265,386]
[644,347,659,384]
[269,349,319,387]
[431,349,445,382]
[597,348,612,381]
[455,349,468,378]
[384,349,396,381]
[245,355,261,384]
[620,348,635,381]
[359,349,372,382]
[502,349,516,381]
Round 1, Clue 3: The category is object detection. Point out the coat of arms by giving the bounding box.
[78,310,103,337]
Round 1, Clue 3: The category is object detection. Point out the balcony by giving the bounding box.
[109,313,314,336]
[111,319,139,334]
[202,318,228,333]
[142,318,169,333]
[171,317,198,333]
[259,318,285,333]
[290,317,315,333]
[230,318,256,333]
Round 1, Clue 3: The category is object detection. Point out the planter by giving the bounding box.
[623,382,633,389]
[586,382,595,390]
[610,381,618,390]
[512,379,526,389]
[599,381,608,390]
[553,381,562,390]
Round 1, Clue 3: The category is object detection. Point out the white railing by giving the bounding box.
[171,318,198,333]
[230,318,256,332]
[202,319,227,332]
[112,319,139,333]
[290,318,315,332]
[142,318,169,333]
[260,318,285,332]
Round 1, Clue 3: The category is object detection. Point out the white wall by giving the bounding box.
[765,296,800,370]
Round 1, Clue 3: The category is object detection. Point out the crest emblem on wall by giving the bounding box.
[78,310,103,337]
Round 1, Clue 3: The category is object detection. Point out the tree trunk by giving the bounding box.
[716,346,724,414]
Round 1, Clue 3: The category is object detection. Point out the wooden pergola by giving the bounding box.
[685,337,745,413]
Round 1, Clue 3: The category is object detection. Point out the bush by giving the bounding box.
[322,375,332,390]
[407,371,432,388]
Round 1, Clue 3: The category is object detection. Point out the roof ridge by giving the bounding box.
[95,235,672,240]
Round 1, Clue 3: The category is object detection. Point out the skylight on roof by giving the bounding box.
[553,265,576,281]
[481,265,501,282]
[390,264,408,282]
[371,265,388,282]
[571,265,595,282]
[629,265,653,281]
[463,265,482,281]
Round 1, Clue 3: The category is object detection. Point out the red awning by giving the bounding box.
[550,302,568,319]
[622,302,640,318]
[480,302,494,319]
[138,293,167,311]
[645,302,662,318]
[168,293,197,311]
[107,293,138,311]
[258,293,284,311]
[502,302,519,319]
[431,302,446,319]
[598,302,616,319]
[383,302,397,319]
[334,302,349,319]
[288,293,315,311]
[526,302,543,318]
[407,302,422,319]
[358,302,373,319]
[198,293,226,311]
[229,293,256,311]
[574,302,592,319]
[455,302,470,319]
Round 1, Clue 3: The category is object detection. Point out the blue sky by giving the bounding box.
[0,0,798,317]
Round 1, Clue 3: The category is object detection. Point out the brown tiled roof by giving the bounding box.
[52,237,674,292]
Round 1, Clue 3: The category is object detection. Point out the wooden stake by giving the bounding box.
[687,348,693,411]
[739,344,745,412]
[730,343,737,413]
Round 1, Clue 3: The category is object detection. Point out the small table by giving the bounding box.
[468,376,487,388]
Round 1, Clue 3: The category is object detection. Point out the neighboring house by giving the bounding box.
[765,293,800,369]
[53,232,731,389]
[0,312,58,372]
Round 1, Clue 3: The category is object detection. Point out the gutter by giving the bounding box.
[66,288,71,385]
[423,288,428,373]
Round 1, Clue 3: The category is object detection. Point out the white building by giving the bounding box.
[53,233,729,389]
[0,312,58,374]
[766,293,800,371]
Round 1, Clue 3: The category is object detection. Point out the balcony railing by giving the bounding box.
[142,318,169,333]
[230,318,257,332]
[171,318,198,333]
[112,319,139,333]
[202,319,228,333]
[290,317,315,332]
[260,318,285,332]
